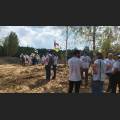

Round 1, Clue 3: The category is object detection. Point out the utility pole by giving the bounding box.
[65,26,68,65]
[93,26,96,56]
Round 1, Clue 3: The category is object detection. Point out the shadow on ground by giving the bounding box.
[28,79,50,89]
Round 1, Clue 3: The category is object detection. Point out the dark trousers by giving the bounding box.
[106,73,113,92]
[68,81,81,93]
[45,65,51,81]
[81,68,89,86]
[111,72,120,94]
[91,81,104,95]
[52,65,57,79]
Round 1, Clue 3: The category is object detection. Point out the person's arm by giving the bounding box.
[92,61,98,74]
[44,56,49,64]
[89,57,92,68]
[112,63,118,74]
[68,60,73,74]
[68,59,70,67]
[106,63,112,71]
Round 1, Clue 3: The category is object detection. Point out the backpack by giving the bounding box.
[48,54,54,66]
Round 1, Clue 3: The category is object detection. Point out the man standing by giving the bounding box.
[111,54,120,94]
[92,52,106,95]
[52,52,58,79]
[68,50,82,93]
[80,52,91,88]
[44,50,54,81]
[105,53,115,92]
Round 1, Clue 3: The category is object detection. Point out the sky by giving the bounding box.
[0,26,88,50]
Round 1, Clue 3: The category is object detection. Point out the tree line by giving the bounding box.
[0,26,120,59]
[69,26,120,56]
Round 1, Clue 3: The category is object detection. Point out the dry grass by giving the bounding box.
[0,58,113,93]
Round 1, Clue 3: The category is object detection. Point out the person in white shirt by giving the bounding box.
[104,53,115,92]
[35,54,40,64]
[92,52,106,95]
[80,52,91,88]
[52,52,58,79]
[20,53,25,66]
[68,50,82,93]
[111,54,120,93]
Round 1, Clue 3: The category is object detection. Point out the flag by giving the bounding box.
[54,48,60,52]
[54,40,59,48]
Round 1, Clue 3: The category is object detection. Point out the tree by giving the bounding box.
[99,27,115,57]
[70,26,98,51]
[101,38,111,57]
[3,32,19,56]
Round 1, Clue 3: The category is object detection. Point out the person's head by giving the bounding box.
[96,52,103,59]
[73,50,80,58]
[48,49,52,54]
[84,51,87,56]
[118,54,120,60]
[108,53,113,59]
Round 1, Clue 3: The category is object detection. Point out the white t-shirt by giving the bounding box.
[80,55,91,69]
[68,57,81,81]
[44,54,49,65]
[44,54,52,65]
[104,59,115,73]
[93,59,106,81]
[42,56,46,63]
[112,60,120,72]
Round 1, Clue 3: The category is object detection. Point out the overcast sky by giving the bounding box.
[0,26,88,50]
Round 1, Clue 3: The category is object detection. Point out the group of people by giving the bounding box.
[68,50,120,94]
[20,53,40,66]
[19,49,120,94]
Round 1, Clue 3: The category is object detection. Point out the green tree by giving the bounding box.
[100,27,114,57]
[70,26,98,52]
[3,32,19,56]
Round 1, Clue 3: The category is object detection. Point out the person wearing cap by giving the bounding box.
[111,54,120,93]
[104,53,115,92]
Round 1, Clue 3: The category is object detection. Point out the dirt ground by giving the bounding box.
[0,57,111,93]
[0,64,67,93]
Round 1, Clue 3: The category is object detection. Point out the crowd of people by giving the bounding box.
[68,50,120,94]
[19,49,120,94]
[20,53,41,66]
